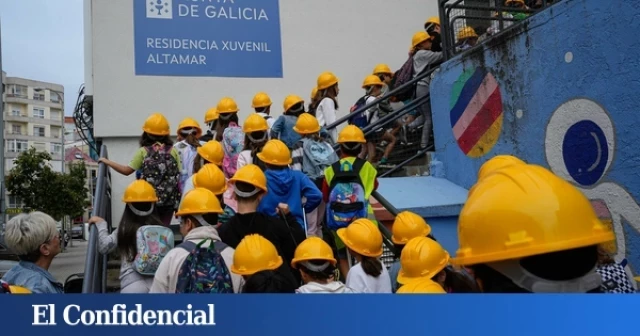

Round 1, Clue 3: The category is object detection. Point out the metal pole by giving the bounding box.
[0,18,5,231]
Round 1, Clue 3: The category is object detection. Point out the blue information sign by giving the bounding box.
[133,0,283,78]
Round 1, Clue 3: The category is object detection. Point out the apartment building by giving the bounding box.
[1,71,65,214]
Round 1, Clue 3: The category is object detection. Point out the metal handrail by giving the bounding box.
[82,144,111,293]
[325,67,438,130]
[371,191,400,257]
[331,93,431,151]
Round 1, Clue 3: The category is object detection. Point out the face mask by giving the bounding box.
[488,259,602,293]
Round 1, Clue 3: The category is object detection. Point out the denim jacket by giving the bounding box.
[1,261,64,293]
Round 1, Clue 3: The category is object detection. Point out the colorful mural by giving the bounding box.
[449,68,503,158]
[427,0,640,276]
[545,98,640,276]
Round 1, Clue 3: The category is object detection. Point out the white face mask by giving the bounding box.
[488,259,602,293]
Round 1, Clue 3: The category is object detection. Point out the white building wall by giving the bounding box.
[88,0,439,223]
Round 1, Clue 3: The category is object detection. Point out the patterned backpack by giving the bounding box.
[141,144,181,208]
[326,158,368,230]
[175,141,199,192]
[221,124,245,179]
[175,239,234,294]
[133,225,174,275]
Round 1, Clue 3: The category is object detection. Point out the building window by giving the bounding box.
[8,85,27,98]
[50,110,61,121]
[33,93,45,101]
[32,108,45,119]
[33,142,46,151]
[50,92,60,103]
[51,143,63,155]
[11,125,22,135]
[7,195,24,209]
[7,140,28,153]
[11,107,21,116]
[33,126,46,137]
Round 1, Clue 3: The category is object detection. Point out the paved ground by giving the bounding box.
[50,239,88,284]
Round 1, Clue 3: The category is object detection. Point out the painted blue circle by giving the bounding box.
[562,120,608,186]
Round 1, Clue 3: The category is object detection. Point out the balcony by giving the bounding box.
[3,113,63,126]
[4,94,64,109]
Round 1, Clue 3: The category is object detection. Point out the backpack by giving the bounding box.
[325,158,368,230]
[221,125,245,179]
[141,145,181,208]
[133,225,175,275]
[175,141,198,192]
[348,96,370,129]
[390,56,416,102]
[175,239,234,294]
[300,138,339,180]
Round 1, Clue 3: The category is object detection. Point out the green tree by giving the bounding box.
[5,147,88,220]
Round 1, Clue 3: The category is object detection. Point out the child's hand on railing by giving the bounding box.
[88,216,105,225]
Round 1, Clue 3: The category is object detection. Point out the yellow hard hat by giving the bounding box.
[197,140,224,166]
[193,163,227,196]
[457,26,479,41]
[291,237,337,269]
[122,180,158,203]
[412,31,432,49]
[283,94,305,112]
[362,75,384,88]
[396,278,446,294]
[317,72,340,90]
[177,117,202,138]
[477,155,526,181]
[505,0,526,5]
[391,211,432,245]
[452,164,615,266]
[176,188,223,216]
[257,139,292,166]
[397,237,450,285]
[142,113,170,136]
[204,107,219,123]
[425,16,441,27]
[338,125,366,144]
[251,92,272,109]
[8,285,32,294]
[230,234,283,276]
[337,219,383,257]
[216,97,239,114]
[230,164,268,192]
[243,113,269,133]
[293,113,321,135]
[373,64,393,75]
[310,87,318,100]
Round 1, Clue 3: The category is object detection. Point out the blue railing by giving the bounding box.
[82,145,112,293]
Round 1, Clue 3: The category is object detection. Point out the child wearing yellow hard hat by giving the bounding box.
[150,188,242,293]
[337,219,391,293]
[290,113,339,238]
[230,234,297,293]
[219,164,306,284]
[98,113,181,226]
[397,236,478,293]
[88,180,165,293]
[454,163,617,293]
[292,237,354,293]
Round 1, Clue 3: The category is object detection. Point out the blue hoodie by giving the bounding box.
[258,168,322,229]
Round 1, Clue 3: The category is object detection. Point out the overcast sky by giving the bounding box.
[1,0,83,115]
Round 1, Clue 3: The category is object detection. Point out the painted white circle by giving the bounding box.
[515,109,524,119]
[544,98,614,184]
[565,52,573,63]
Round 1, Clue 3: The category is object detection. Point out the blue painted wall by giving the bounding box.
[430,0,640,273]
